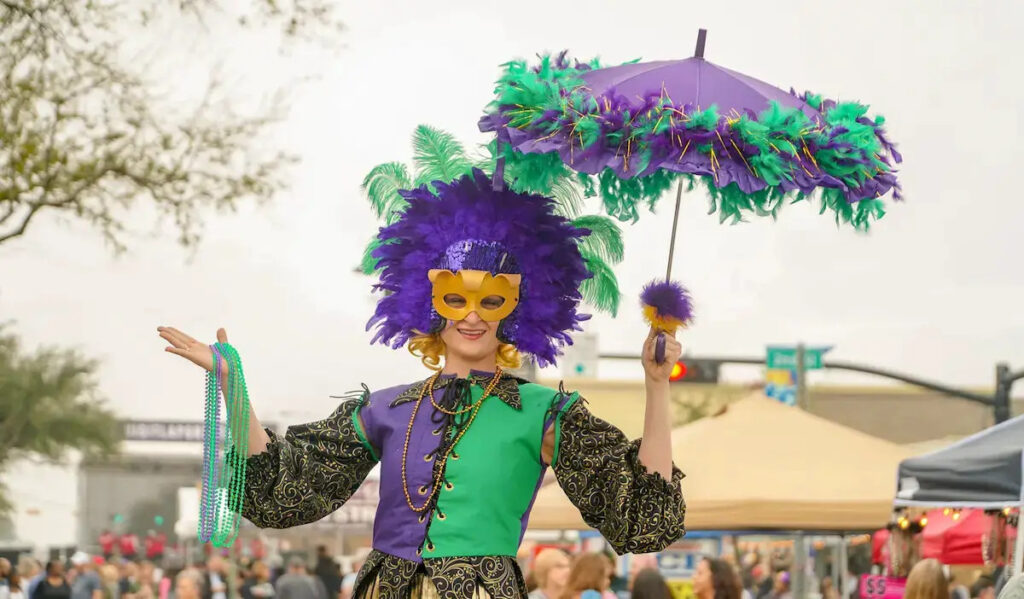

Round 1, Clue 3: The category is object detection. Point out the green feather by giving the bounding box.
[360,237,383,275]
[412,125,473,187]
[361,162,412,225]
[579,250,621,316]
[572,215,624,264]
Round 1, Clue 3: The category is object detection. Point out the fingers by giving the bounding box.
[165,347,189,358]
[216,328,228,344]
[158,329,188,349]
[165,327,198,345]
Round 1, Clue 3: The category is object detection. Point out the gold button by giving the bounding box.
[427,543,435,552]
[418,485,428,495]
[424,454,433,462]
[432,428,442,436]
[418,514,426,523]
[445,482,454,491]
[451,453,460,460]
[437,512,446,521]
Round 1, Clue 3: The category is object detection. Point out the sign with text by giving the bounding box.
[765,345,832,370]
[859,575,906,599]
[122,420,277,442]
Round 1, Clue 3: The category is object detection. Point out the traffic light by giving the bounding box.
[668,359,720,384]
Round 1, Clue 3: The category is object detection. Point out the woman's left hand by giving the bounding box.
[641,327,682,383]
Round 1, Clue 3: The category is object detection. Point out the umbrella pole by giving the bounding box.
[654,178,685,364]
[665,178,684,281]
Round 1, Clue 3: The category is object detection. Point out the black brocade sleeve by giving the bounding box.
[552,399,686,554]
[241,400,377,528]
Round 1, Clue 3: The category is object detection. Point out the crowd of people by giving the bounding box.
[8,544,1024,599]
[0,545,759,599]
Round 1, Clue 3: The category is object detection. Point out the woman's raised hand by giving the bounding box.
[158,326,230,376]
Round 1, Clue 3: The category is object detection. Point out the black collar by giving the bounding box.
[391,371,524,410]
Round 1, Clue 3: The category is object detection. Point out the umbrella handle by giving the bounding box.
[655,332,667,364]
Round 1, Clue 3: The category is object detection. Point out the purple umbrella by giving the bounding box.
[482,30,902,360]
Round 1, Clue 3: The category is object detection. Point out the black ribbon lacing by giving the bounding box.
[417,377,477,551]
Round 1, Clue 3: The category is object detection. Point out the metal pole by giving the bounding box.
[665,179,684,282]
[837,534,849,599]
[796,343,808,410]
[996,363,1012,424]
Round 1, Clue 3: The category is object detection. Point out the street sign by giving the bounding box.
[766,345,832,370]
[562,332,598,379]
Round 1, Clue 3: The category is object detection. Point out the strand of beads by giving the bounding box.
[198,347,222,543]
[198,343,251,548]
[211,343,250,547]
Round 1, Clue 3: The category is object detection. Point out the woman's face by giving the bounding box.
[547,555,571,590]
[438,310,501,365]
[693,560,712,597]
[176,577,199,599]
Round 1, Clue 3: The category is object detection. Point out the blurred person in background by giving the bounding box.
[768,572,791,599]
[905,559,950,599]
[972,577,996,599]
[144,533,166,564]
[527,549,570,599]
[311,549,338,599]
[99,533,117,562]
[172,573,202,599]
[820,576,840,599]
[202,557,228,599]
[240,562,274,599]
[69,554,102,599]
[275,558,322,599]
[99,565,120,599]
[32,562,70,599]
[561,554,610,599]
[18,559,43,599]
[2,559,11,599]
[119,535,140,563]
[630,570,671,599]
[692,558,741,599]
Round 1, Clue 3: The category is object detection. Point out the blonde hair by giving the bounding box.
[904,559,950,599]
[408,332,521,371]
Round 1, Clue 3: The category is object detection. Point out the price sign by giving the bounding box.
[859,575,906,599]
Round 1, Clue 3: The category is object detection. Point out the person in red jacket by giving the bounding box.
[119,533,139,561]
[144,531,165,562]
[98,531,116,560]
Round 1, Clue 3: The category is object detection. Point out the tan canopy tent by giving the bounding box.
[529,394,912,531]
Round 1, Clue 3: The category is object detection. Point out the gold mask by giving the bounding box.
[427,269,522,322]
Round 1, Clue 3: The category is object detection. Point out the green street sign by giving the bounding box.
[766,346,832,370]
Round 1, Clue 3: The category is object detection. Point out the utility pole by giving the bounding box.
[795,343,808,411]
[600,353,1022,423]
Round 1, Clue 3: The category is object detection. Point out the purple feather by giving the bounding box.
[640,280,694,323]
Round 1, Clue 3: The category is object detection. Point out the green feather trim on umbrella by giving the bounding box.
[483,54,901,231]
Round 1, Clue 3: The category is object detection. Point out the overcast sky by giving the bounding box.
[2,0,1022,422]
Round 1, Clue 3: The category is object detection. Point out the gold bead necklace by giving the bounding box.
[401,368,503,512]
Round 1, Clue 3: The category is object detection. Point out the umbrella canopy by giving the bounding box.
[528,395,912,531]
[895,414,1024,508]
[480,39,902,229]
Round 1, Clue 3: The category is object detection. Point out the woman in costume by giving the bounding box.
[156,170,686,599]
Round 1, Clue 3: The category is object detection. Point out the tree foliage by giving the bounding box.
[0,0,342,252]
[0,325,120,514]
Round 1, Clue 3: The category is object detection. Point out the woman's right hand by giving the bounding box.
[158,326,230,376]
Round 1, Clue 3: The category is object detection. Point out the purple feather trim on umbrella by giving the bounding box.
[641,280,694,323]
[367,169,592,367]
